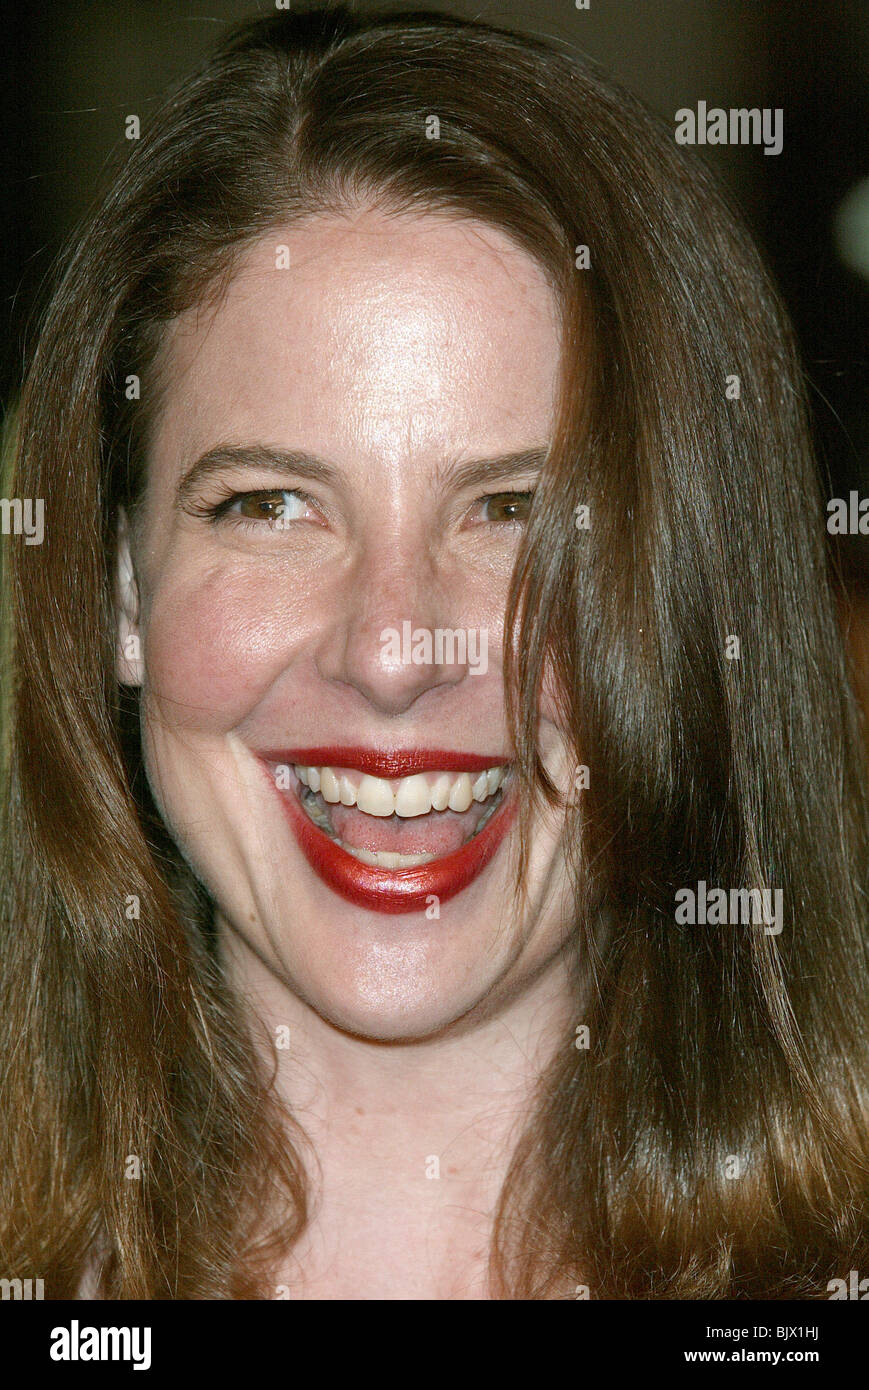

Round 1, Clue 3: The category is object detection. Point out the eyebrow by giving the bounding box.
[176,443,550,507]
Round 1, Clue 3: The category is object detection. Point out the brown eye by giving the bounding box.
[478,491,534,524]
[231,490,308,524]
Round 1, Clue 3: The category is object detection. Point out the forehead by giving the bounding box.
[148,208,563,477]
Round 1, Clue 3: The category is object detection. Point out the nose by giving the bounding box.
[316,537,473,717]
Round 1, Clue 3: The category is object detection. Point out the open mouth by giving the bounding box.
[294,763,508,866]
[257,747,518,914]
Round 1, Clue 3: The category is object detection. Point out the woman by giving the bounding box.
[1,4,866,1299]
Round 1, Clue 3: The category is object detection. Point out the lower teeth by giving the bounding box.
[339,843,437,868]
[298,782,504,868]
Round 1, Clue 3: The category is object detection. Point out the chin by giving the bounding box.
[258,901,518,1041]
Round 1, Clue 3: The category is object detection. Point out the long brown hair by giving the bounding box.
[1,4,867,1298]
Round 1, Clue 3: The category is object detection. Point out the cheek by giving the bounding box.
[140,564,320,732]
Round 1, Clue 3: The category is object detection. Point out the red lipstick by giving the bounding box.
[259,747,501,778]
[258,748,517,914]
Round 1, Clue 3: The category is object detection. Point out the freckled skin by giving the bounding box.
[118,207,577,1039]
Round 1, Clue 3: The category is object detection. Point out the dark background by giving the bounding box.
[2,0,868,533]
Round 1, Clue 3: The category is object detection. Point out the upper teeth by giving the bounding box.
[292,765,506,817]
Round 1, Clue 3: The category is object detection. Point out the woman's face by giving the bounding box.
[118,207,578,1038]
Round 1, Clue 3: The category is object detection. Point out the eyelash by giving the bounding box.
[193,487,536,527]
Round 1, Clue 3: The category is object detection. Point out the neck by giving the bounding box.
[218,917,575,1299]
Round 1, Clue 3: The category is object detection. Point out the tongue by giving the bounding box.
[329,801,489,855]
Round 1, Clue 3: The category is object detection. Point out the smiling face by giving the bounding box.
[116,206,578,1039]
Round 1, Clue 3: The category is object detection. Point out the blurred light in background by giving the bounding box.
[835,175,869,281]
